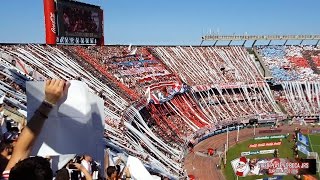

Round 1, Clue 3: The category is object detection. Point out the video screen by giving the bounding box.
[56,0,103,38]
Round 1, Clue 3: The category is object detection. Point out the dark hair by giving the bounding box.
[106,166,117,177]
[116,165,121,174]
[55,168,69,180]
[0,142,11,152]
[9,156,53,180]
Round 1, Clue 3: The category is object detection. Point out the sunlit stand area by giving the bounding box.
[0,0,320,179]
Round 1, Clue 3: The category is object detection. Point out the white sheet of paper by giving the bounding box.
[126,156,154,180]
[50,154,76,172]
[26,80,104,167]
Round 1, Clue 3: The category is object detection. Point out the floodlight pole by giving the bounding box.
[237,125,239,142]
[224,143,227,165]
[227,127,229,149]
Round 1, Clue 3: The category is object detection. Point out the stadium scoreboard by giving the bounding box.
[44,0,104,45]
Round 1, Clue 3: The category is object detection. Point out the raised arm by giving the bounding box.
[74,163,93,180]
[5,79,66,171]
[104,149,110,172]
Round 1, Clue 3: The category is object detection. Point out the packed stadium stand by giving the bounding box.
[256,45,320,120]
[256,45,320,82]
[1,44,320,179]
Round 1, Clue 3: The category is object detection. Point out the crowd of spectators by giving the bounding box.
[1,44,320,179]
[197,86,278,125]
[257,45,320,117]
[256,45,320,82]
[69,46,181,100]
[272,82,320,117]
[0,45,185,178]
[151,46,264,87]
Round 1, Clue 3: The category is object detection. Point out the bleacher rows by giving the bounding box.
[0,44,320,178]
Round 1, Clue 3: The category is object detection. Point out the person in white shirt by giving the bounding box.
[81,155,92,177]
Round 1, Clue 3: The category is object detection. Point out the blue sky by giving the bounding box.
[0,0,319,45]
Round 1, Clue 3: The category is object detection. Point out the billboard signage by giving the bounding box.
[241,149,275,156]
[254,135,287,140]
[231,157,316,177]
[249,141,282,148]
[43,0,104,45]
[297,143,310,156]
[297,133,310,147]
[259,129,282,134]
[56,36,97,45]
[56,0,103,39]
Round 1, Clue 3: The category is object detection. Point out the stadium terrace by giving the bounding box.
[1,42,320,179]
[1,0,320,179]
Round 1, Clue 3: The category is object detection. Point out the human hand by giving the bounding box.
[44,79,68,105]
[73,163,93,180]
[124,166,130,173]
[124,166,131,178]
[72,163,84,171]
[115,158,124,165]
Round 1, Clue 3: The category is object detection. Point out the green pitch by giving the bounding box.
[309,134,320,154]
[224,134,311,180]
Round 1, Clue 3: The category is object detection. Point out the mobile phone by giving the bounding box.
[68,164,77,169]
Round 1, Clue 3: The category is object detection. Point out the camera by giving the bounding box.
[68,155,83,169]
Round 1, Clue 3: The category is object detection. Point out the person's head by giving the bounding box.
[2,131,19,147]
[83,154,92,162]
[55,168,70,180]
[106,166,117,179]
[0,141,13,157]
[9,156,53,180]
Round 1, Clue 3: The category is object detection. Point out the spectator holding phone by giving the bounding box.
[56,162,92,180]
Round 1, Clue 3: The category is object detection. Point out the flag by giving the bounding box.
[173,83,181,92]
[129,47,137,56]
[151,94,160,104]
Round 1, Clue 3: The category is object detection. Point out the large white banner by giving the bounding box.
[26,81,105,166]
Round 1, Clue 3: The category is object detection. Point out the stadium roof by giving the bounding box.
[201,34,320,46]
